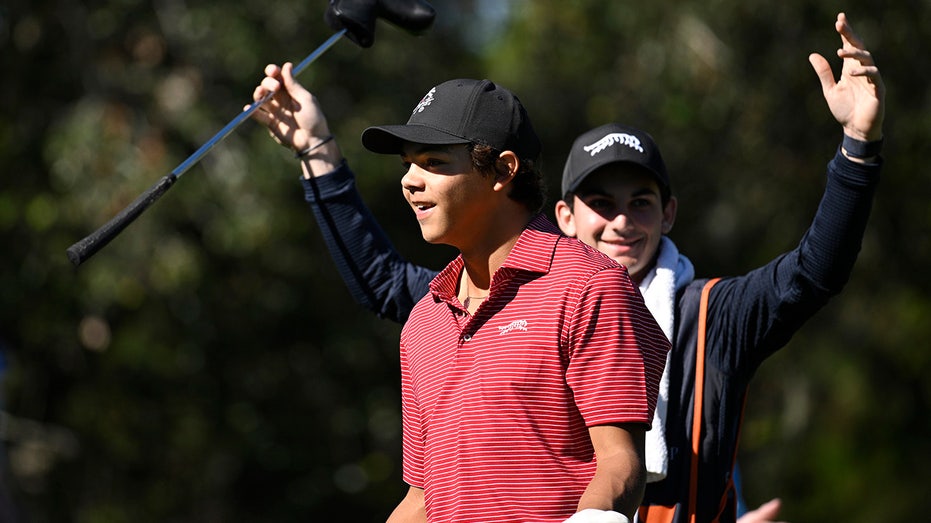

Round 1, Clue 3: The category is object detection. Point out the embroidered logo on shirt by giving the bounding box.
[583,132,644,156]
[498,320,528,335]
[412,87,436,114]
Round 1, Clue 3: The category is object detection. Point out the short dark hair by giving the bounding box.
[469,143,546,214]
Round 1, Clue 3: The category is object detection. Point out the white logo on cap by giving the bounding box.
[583,133,644,156]
[412,87,436,114]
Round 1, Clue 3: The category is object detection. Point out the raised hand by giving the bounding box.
[736,498,788,523]
[808,12,885,142]
[248,62,333,154]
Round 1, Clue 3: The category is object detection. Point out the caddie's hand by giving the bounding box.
[248,62,332,154]
[808,12,885,142]
[562,508,630,523]
[736,498,788,523]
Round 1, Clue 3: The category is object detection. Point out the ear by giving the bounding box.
[554,199,577,237]
[661,196,678,234]
[493,150,520,191]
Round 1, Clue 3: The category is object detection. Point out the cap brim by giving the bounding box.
[362,124,470,154]
[565,160,668,195]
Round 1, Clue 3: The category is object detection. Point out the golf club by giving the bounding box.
[64,30,345,268]
[66,0,436,267]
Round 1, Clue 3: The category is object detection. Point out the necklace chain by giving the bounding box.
[462,295,488,310]
[460,271,488,309]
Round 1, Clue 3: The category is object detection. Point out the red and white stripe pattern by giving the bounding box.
[399,216,670,522]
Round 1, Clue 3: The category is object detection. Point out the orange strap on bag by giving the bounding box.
[639,278,720,523]
[639,503,677,522]
[688,278,721,523]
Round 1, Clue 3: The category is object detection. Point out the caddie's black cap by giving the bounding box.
[561,123,670,198]
[362,78,542,161]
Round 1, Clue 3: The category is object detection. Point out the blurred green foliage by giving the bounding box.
[1,0,928,521]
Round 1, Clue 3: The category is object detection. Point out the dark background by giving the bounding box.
[1,1,928,521]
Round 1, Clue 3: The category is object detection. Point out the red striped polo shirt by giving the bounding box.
[398,215,670,522]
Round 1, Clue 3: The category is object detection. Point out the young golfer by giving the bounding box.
[251,75,671,522]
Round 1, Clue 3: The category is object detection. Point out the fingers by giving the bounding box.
[808,53,835,92]
[281,62,297,91]
[752,498,782,519]
[261,76,283,98]
[831,13,884,85]
[251,74,281,105]
[244,103,288,147]
[246,103,271,125]
[248,67,288,126]
[836,12,867,51]
[252,63,289,101]
[835,12,872,64]
[249,65,296,120]
[257,62,303,97]
[245,62,312,152]
[252,84,269,104]
[837,46,874,65]
[736,498,786,523]
[264,63,282,78]
[837,48,881,81]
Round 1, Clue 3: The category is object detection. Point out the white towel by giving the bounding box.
[638,236,694,482]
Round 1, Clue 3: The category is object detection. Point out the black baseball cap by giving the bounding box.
[561,123,670,198]
[361,78,542,161]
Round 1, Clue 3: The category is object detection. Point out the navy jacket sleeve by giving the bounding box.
[706,148,882,381]
[301,161,438,324]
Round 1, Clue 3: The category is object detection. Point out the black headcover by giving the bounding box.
[325,0,436,48]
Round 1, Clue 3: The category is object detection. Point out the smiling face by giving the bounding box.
[399,143,499,250]
[555,164,677,283]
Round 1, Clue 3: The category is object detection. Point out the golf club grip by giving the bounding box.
[66,174,177,267]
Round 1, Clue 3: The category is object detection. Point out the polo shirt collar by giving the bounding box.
[428,214,561,303]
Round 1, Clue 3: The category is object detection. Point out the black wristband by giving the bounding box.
[842,135,883,159]
[295,135,335,159]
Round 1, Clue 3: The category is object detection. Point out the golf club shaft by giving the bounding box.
[66,29,347,267]
[172,29,347,180]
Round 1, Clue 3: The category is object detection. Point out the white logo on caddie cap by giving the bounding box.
[412,87,436,114]
[583,133,644,156]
